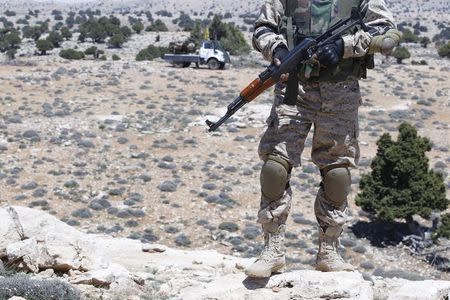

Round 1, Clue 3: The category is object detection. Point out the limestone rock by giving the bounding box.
[0,206,108,272]
[172,270,373,300]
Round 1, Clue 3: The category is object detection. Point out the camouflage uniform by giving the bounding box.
[246,0,397,276]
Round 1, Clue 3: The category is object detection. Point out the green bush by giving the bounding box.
[22,26,43,41]
[146,19,168,32]
[434,213,450,239]
[420,37,430,48]
[84,46,104,59]
[401,29,419,43]
[108,33,125,48]
[437,42,450,58]
[393,46,411,64]
[356,123,448,223]
[48,31,63,48]
[61,27,72,40]
[136,45,168,61]
[208,15,250,55]
[0,29,21,53]
[36,38,53,55]
[6,48,17,59]
[0,274,81,300]
[132,22,144,34]
[59,48,85,60]
[100,55,107,61]
[112,54,121,61]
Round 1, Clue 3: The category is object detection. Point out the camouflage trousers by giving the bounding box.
[257,79,361,231]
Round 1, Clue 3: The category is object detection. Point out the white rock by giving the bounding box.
[386,280,450,300]
[0,206,108,272]
[6,238,41,273]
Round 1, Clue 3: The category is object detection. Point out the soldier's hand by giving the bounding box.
[316,38,344,67]
[272,46,289,82]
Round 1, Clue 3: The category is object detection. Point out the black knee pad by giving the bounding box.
[260,156,291,201]
[323,167,351,206]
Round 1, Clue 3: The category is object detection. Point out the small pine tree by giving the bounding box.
[356,123,448,223]
[132,22,144,34]
[393,46,411,64]
[108,33,125,48]
[420,37,430,48]
[61,27,72,40]
[36,38,53,55]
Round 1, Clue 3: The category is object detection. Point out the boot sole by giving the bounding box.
[245,263,286,278]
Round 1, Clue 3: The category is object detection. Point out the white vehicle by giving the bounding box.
[163,40,231,70]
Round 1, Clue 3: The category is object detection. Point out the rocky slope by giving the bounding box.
[1,206,449,300]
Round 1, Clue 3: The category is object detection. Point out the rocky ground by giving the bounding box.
[0,0,449,299]
[1,206,450,300]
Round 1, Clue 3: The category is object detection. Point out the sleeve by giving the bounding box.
[253,0,288,62]
[341,0,397,59]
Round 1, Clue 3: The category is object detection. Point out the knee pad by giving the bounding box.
[260,155,291,201]
[323,167,351,207]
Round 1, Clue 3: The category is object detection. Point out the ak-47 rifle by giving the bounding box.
[206,6,369,132]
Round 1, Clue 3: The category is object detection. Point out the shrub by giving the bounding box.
[48,31,63,48]
[434,213,450,239]
[84,46,104,59]
[146,19,168,32]
[356,123,448,223]
[0,274,81,300]
[401,29,418,43]
[136,45,168,61]
[393,46,411,64]
[100,55,107,60]
[437,42,450,58]
[132,22,144,34]
[61,27,72,40]
[4,10,16,17]
[36,38,53,55]
[22,26,43,41]
[112,54,121,61]
[6,48,16,59]
[420,37,430,48]
[108,33,125,48]
[208,15,250,55]
[59,48,85,60]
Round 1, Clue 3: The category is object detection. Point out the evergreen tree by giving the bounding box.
[36,38,53,55]
[61,27,72,40]
[108,33,125,48]
[132,22,144,34]
[356,123,448,223]
[48,31,63,48]
[393,46,411,64]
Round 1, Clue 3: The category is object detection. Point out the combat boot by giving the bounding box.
[315,226,355,272]
[245,225,286,278]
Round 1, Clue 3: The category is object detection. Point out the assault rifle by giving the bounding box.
[205,6,369,132]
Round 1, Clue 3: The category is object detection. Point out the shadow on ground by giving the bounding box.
[350,220,415,247]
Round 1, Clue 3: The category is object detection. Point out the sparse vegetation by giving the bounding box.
[59,48,85,60]
[136,45,168,61]
[393,46,411,64]
[208,15,250,55]
[36,38,54,55]
[112,54,121,61]
[146,19,168,32]
[437,42,450,58]
[132,22,144,34]
[356,123,448,223]
[434,213,450,239]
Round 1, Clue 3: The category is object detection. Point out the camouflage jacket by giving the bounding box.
[253,0,396,61]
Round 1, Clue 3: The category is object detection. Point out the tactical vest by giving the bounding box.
[281,0,374,83]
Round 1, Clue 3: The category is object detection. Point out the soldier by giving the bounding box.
[245,0,401,277]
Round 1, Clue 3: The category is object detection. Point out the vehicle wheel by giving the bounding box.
[219,63,226,70]
[208,58,220,70]
[182,62,191,68]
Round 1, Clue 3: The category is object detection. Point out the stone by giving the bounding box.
[142,243,167,253]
